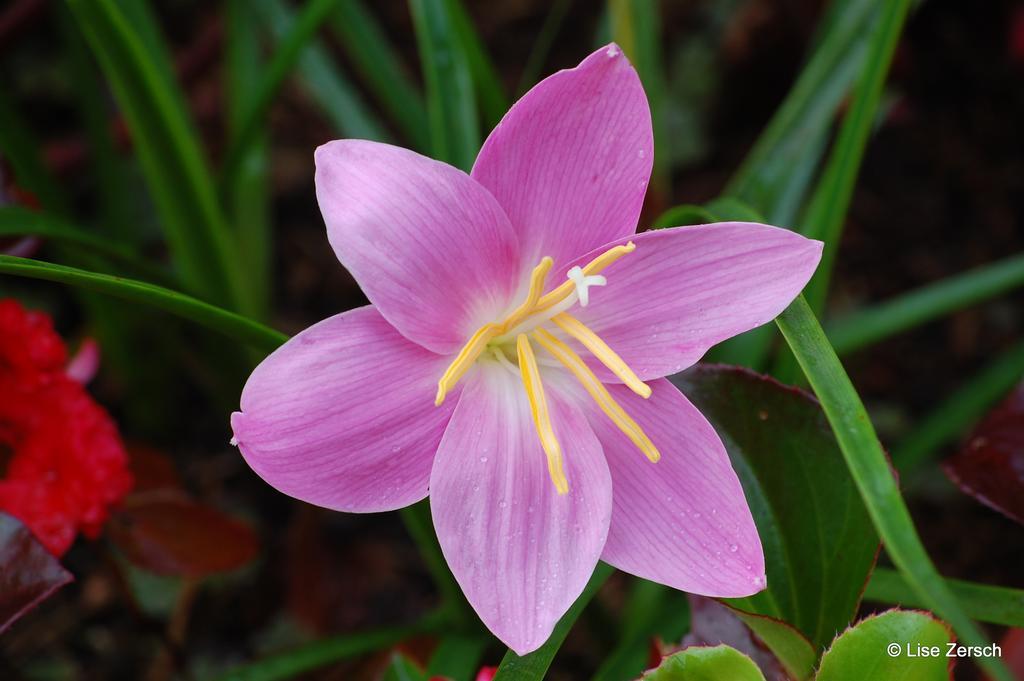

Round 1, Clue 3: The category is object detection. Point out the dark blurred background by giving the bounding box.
[0,0,1021,679]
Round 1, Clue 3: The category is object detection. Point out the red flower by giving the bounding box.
[0,300,132,555]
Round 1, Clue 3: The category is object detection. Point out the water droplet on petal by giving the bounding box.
[729,543,739,553]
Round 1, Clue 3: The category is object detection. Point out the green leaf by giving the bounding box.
[0,256,285,354]
[446,0,508,131]
[892,339,1024,472]
[828,252,1024,355]
[775,295,1012,681]
[67,0,251,312]
[331,0,430,149]
[591,579,689,681]
[212,613,443,681]
[0,207,168,281]
[221,0,341,188]
[426,634,488,681]
[398,501,472,625]
[725,0,879,225]
[673,366,878,650]
[381,652,428,681]
[815,610,952,681]
[642,645,766,681]
[251,0,388,143]
[492,563,614,680]
[865,567,1024,629]
[734,609,817,679]
[408,0,480,171]
[800,0,912,314]
[515,0,572,96]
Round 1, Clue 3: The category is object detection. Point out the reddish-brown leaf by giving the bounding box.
[0,512,73,633]
[944,382,1024,525]
[108,494,258,578]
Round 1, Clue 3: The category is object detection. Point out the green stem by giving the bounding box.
[892,340,1024,472]
[775,296,1011,681]
[399,501,473,625]
[493,563,615,680]
[828,252,1024,355]
[866,567,1024,628]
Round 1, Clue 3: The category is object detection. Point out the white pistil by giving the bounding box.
[566,266,606,307]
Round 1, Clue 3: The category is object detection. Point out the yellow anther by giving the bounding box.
[533,328,660,463]
[498,257,553,333]
[551,313,651,399]
[517,334,569,495]
[533,241,635,316]
[435,323,502,406]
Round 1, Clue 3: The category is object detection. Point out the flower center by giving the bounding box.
[434,242,660,494]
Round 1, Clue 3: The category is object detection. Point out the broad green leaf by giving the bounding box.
[331,0,429,149]
[672,365,878,649]
[492,563,614,680]
[0,256,285,354]
[67,0,251,313]
[775,296,1012,681]
[251,0,387,143]
[815,610,952,681]
[408,0,480,171]
[734,610,817,680]
[643,645,765,681]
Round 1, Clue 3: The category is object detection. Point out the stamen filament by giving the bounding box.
[533,328,660,463]
[499,256,553,333]
[533,241,635,316]
[435,323,501,406]
[516,334,569,495]
[551,313,651,398]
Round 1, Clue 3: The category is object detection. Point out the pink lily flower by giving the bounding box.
[230,44,822,654]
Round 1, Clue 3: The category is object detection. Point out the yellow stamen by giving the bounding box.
[551,313,651,398]
[533,328,660,463]
[533,241,635,316]
[516,334,569,495]
[435,323,502,405]
[498,256,553,333]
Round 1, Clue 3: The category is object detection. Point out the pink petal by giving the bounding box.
[230,306,455,513]
[569,223,822,380]
[65,338,100,384]
[315,140,522,354]
[591,378,765,597]
[430,365,612,654]
[471,44,652,269]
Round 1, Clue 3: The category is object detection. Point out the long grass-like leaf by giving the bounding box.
[331,0,429,149]
[408,0,480,171]
[213,613,444,681]
[222,0,341,188]
[445,0,507,131]
[775,296,1012,681]
[866,567,1024,628]
[0,256,284,354]
[828,253,1024,355]
[251,0,387,142]
[892,340,1024,472]
[67,0,250,312]
[800,0,911,313]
